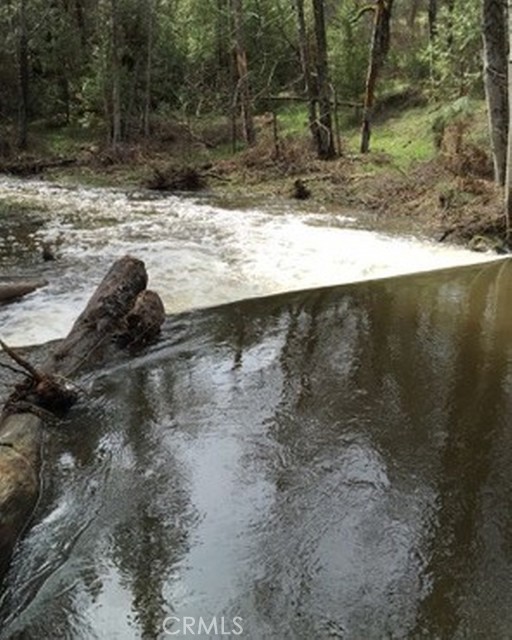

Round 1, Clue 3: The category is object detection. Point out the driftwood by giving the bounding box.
[146,165,207,192]
[0,280,48,305]
[0,255,165,579]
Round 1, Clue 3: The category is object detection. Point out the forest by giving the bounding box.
[0,0,510,245]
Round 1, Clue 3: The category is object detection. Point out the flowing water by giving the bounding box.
[0,177,494,346]
[0,178,511,639]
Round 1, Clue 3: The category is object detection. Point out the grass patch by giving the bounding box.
[345,106,436,169]
[30,121,102,156]
[275,101,440,171]
[277,104,310,137]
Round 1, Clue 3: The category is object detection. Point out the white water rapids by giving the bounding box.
[0,177,498,346]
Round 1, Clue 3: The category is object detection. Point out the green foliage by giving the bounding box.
[431,96,478,147]
[422,0,482,101]
[387,18,431,86]
[0,2,19,117]
[329,0,369,101]
[0,0,492,158]
[276,104,310,137]
[170,0,298,114]
[243,0,298,103]
[345,105,436,169]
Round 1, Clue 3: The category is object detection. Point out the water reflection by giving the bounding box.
[2,259,512,638]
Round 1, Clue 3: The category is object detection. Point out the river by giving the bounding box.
[0,178,511,639]
[0,177,494,346]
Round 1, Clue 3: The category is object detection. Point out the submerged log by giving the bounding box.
[0,255,165,581]
[0,414,41,578]
[0,279,47,305]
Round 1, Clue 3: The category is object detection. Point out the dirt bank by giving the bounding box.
[1,133,507,253]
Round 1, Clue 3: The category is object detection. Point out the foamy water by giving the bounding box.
[0,177,499,346]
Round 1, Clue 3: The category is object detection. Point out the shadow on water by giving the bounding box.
[1,259,512,638]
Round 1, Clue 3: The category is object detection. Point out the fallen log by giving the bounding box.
[145,165,207,192]
[0,255,165,580]
[0,279,48,305]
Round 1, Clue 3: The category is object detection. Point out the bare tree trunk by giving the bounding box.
[360,0,394,154]
[60,76,71,124]
[294,0,321,153]
[143,0,154,138]
[428,0,438,41]
[231,0,255,146]
[215,0,229,95]
[483,0,508,186]
[110,0,122,148]
[74,0,87,49]
[332,83,341,155]
[408,0,422,30]
[311,0,336,159]
[505,0,512,237]
[17,0,29,150]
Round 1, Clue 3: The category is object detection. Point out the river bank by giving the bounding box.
[0,173,499,347]
[0,102,506,252]
[3,150,503,250]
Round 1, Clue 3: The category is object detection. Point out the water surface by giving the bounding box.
[1,258,511,639]
[0,177,494,346]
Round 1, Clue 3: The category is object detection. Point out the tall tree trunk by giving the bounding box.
[428,0,438,41]
[505,0,512,237]
[311,0,336,159]
[74,0,87,49]
[60,76,71,124]
[231,0,255,146]
[483,0,508,186]
[215,0,229,94]
[110,0,121,148]
[17,0,29,150]
[360,0,394,154]
[408,0,422,30]
[294,0,321,154]
[143,0,154,138]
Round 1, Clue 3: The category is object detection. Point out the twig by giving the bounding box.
[0,339,43,382]
[0,361,30,378]
[438,227,457,242]
[5,400,59,421]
